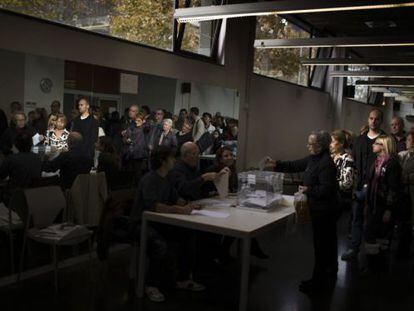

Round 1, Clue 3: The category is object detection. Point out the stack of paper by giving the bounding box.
[34,223,90,242]
[214,171,229,199]
[191,210,230,218]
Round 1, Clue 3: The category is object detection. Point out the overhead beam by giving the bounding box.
[255,35,414,49]
[301,58,414,66]
[355,79,414,87]
[174,0,414,22]
[330,70,414,78]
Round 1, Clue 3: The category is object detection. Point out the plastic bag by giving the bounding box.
[294,191,311,224]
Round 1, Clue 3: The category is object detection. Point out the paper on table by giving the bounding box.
[214,171,229,199]
[191,210,230,218]
[32,133,41,146]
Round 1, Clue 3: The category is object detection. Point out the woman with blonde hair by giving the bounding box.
[364,135,402,273]
[44,113,70,151]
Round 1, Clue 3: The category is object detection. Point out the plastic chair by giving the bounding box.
[0,190,26,274]
[19,186,92,292]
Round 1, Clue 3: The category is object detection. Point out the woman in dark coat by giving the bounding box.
[266,130,338,293]
[158,118,177,152]
[364,135,402,272]
[123,115,149,178]
[0,112,36,156]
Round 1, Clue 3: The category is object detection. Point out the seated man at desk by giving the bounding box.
[130,146,205,302]
[168,142,227,201]
[42,132,93,189]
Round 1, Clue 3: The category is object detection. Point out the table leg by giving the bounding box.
[137,218,148,298]
[239,237,251,311]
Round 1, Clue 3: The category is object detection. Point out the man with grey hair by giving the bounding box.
[265,129,338,293]
[157,118,177,151]
[168,142,228,201]
[390,116,406,153]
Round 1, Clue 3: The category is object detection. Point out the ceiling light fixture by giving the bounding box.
[301,58,414,66]
[355,80,414,87]
[255,35,414,49]
[174,0,414,23]
[330,71,414,78]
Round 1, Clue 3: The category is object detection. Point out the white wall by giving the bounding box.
[393,102,414,132]
[243,75,332,168]
[23,54,64,113]
[174,80,240,118]
[0,49,25,116]
[342,98,392,134]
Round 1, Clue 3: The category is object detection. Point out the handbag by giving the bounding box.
[294,191,311,224]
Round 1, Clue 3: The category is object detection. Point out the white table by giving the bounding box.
[137,195,295,311]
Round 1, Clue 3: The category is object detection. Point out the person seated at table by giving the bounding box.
[42,132,94,190]
[0,111,36,156]
[44,114,70,151]
[130,146,205,302]
[168,142,228,201]
[0,133,41,204]
[205,146,238,193]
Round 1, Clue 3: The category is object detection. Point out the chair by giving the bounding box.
[19,186,92,292]
[0,190,26,274]
[96,188,138,286]
[67,172,107,226]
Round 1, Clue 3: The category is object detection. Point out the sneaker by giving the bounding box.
[176,280,206,292]
[145,287,165,303]
[341,249,358,261]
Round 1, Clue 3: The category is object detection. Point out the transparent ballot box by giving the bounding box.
[237,171,284,210]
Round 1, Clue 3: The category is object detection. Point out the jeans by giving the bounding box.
[351,188,367,252]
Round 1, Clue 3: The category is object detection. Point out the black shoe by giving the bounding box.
[299,281,323,294]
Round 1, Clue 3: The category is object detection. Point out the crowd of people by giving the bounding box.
[0,99,239,193]
[266,109,413,294]
[0,98,241,302]
[1,99,413,302]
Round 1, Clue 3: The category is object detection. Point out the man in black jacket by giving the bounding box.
[42,132,93,189]
[70,97,99,159]
[267,130,338,293]
[342,108,385,261]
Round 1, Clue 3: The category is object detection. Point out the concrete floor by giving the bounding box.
[1,212,413,311]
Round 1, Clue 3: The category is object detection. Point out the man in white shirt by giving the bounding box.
[189,107,205,142]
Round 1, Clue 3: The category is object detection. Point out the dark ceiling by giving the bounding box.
[290,6,414,59]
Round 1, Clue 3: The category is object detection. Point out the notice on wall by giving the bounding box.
[120,73,138,94]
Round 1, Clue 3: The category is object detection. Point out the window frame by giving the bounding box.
[253,14,315,88]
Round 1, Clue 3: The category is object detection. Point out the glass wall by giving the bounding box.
[0,0,223,58]
[254,15,311,86]
[0,0,174,51]
[346,66,369,103]
[177,0,223,58]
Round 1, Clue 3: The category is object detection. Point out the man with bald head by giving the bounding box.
[43,131,94,189]
[390,116,406,153]
[168,142,227,201]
